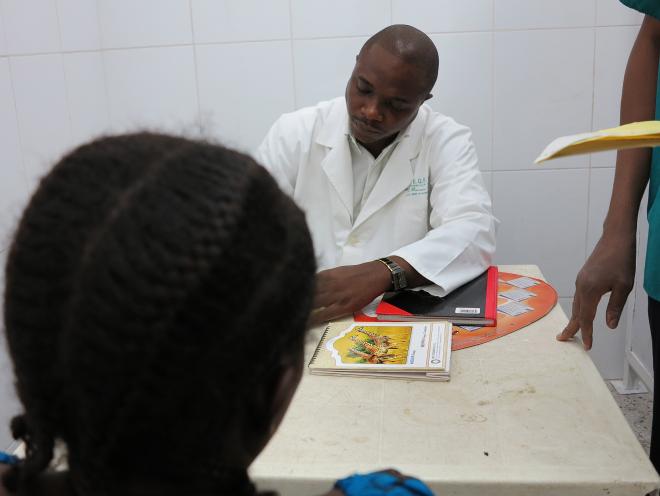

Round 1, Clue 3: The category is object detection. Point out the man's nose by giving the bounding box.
[362,98,383,122]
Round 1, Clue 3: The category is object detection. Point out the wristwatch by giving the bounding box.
[377,257,408,291]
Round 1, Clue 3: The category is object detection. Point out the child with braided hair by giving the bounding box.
[0,133,318,496]
[0,133,435,496]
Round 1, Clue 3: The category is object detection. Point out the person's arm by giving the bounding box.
[557,14,660,350]
[310,256,429,324]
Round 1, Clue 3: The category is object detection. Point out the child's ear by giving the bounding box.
[266,363,302,437]
[242,359,303,457]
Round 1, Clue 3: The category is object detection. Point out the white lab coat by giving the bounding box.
[255,97,496,295]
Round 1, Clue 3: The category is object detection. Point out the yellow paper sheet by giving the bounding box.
[535,121,660,163]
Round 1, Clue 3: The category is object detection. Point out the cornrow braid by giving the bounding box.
[3,133,316,495]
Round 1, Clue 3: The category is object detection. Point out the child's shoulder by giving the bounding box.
[0,467,74,496]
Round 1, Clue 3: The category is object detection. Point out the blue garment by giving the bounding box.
[619,0,660,300]
[335,471,435,496]
[0,451,19,465]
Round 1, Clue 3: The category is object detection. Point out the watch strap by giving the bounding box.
[377,257,408,291]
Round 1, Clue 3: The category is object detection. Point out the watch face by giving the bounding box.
[393,268,407,290]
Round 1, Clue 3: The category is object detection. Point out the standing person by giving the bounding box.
[557,6,660,471]
[256,24,496,324]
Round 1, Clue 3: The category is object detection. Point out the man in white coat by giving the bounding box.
[256,25,496,323]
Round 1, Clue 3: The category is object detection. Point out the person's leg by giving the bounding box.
[649,296,660,471]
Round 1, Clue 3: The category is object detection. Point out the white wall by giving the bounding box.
[0,0,650,448]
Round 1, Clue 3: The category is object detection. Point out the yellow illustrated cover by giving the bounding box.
[308,321,451,381]
[535,121,660,163]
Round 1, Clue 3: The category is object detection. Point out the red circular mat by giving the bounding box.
[451,272,557,351]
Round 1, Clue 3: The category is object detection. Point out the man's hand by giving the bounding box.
[310,261,392,325]
[557,233,636,350]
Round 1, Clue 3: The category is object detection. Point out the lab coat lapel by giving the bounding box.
[316,102,353,220]
[352,111,425,229]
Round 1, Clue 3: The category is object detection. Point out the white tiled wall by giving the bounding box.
[0,0,649,448]
[192,0,290,43]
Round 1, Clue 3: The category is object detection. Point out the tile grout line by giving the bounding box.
[6,58,28,195]
[0,3,8,56]
[53,0,74,147]
[96,0,113,135]
[188,0,203,135]
[584,24,598,262]
[490,0,495,198]
[288,0,298,110]
[0,24,646,60]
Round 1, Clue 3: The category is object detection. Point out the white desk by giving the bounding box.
[251,265,660,496]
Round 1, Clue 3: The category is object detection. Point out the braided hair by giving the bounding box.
[2,133,316,495]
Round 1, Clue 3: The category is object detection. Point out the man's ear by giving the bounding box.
[425,93,433,101]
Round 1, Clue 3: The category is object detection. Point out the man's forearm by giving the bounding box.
[604,15,660,236]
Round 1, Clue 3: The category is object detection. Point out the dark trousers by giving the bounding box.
[650,297,660,471]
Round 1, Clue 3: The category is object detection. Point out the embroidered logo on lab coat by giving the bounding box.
[407,177,428,196]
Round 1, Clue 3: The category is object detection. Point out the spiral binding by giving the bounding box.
[308,324,332,365]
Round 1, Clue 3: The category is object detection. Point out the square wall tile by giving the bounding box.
[429,32,492,170]
[191,0,289,43]
[98,0,192,49]
[586,168,615,253]
[63,52,109,144]
[57,0,101,51]
[196,41,294,152]
[493,29,594,170]
[293,37,366,109]
[0,9,7,55]
[104,46,199,134]
[392,0,493,33]
[592,26,639,166]
[10,54,73,188]
[494,0,596,30]
[1,0,60,54]
[0,58,27,249]
[597,0,645,25]
[291,0,390,39]
[492,169,589,297]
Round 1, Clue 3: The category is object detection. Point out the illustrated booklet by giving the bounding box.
[308,321,452,381]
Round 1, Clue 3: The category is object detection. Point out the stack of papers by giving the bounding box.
[309,321,452,381]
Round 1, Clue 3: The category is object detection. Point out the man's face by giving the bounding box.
[345,43,430,147]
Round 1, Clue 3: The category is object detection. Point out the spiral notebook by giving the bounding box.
[308,321,452,381]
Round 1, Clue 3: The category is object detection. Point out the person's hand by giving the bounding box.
[310,261,391,325]
[557,233,636,350]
